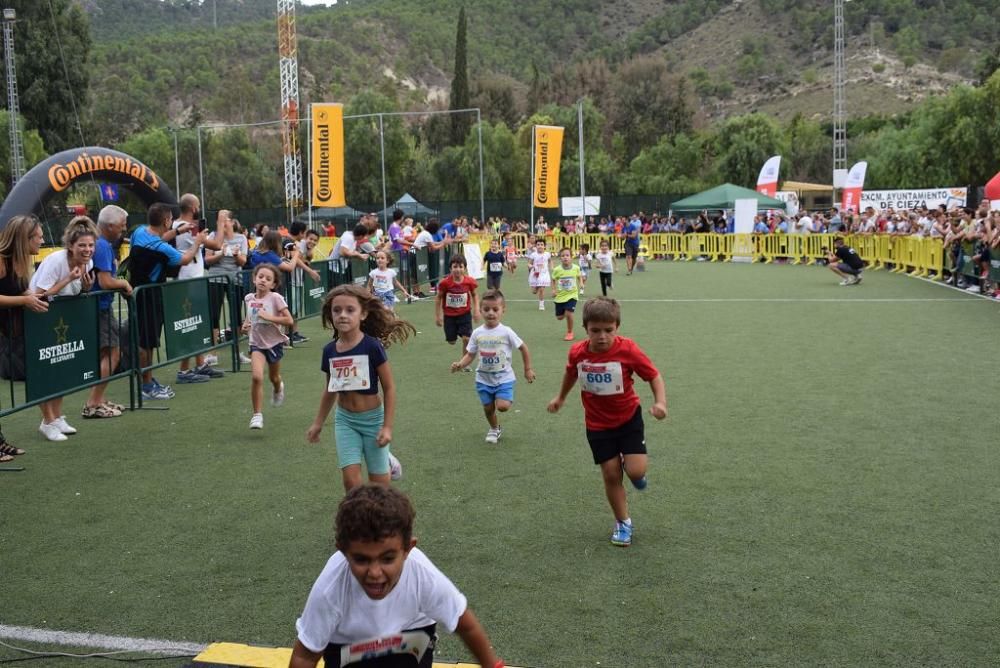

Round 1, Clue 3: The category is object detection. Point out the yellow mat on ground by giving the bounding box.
[193,641,508,668]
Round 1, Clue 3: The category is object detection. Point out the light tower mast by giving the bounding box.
[832,0,848,194]
[3,8,25,185]
[277,0,303,223]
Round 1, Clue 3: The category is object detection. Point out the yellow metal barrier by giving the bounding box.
[457,232,947,280]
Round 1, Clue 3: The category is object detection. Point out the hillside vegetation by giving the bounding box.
[2,0,998,208]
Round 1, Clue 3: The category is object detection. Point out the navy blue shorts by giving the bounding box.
[250,344,284,365]
[555,299,577,317]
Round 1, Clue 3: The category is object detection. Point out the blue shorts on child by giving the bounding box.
[250,343,284,365]
[475,380,515,405]
[375,289,396,309]
[334,404,390,474]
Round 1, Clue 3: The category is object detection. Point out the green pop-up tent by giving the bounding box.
[670,183,786,211]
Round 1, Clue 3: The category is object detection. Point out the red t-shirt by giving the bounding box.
[565,336,660,431]
[437,275,477,316]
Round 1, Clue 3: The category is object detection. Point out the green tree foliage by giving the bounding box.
[609,57,692,163]
[2,0,91,152]
[712,113,787,187]
[0,111,49,199]
[622,133,707,195]
[449,6,471,145]
[784,114,829,183]
[343,92,410,207]
[856,72,1000,188]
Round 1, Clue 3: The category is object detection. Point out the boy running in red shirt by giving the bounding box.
[435,255,479,353]
[547,297,667,547]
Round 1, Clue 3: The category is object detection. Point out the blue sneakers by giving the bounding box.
[611,520,633,547]
[631,475,648,490]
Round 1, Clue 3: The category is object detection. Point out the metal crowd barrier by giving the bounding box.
[0,290,135,418]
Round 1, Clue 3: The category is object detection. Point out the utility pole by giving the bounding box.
[3,8,25,185]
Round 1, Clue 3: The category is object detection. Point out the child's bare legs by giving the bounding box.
[250,352,266,413]
[599,458,629,522]
[268,362,282,396]
[556,310,574,334]
[341,464,365,492]
[483,398,512,429]
[341,461,391,491]
[622,453,648,485]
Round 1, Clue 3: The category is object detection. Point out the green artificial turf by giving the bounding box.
[2,261,999,667]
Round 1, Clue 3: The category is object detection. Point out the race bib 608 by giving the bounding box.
[577,361,624,395]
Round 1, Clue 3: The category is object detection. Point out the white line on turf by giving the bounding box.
[0,624,207,655]
[506,298,981,303]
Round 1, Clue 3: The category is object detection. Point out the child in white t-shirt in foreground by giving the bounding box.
[290,485,505,668]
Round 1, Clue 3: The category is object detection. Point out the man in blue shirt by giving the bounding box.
[624,214,642,275]
[84,205,134,417]
[129,202,207,400]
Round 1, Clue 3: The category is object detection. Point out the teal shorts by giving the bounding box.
[334,404,390,474]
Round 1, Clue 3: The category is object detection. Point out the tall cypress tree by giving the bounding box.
[449,7,471,146]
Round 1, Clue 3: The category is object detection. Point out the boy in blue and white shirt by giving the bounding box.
[450,289,536,443]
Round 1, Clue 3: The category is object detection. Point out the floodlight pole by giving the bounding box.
[832,0,849,202]
[578,99,586,219]
[477,108,484,227]
[3,8,25,185]
[530,125,535,234]
[197,125,206,211]
[379,113,388,230]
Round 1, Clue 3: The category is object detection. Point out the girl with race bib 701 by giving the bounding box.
[307,285,415,491]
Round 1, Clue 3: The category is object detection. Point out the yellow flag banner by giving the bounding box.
[311,103,346,208]
[533,125,563,208]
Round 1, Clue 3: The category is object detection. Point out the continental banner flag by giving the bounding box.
[311,103,346,208]
[533,125,564,208]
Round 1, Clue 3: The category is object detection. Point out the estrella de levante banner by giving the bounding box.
[533,125,564,208]
[311,103,346,208]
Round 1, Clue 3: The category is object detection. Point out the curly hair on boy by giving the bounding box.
[335,484,415,549]
[321,284,416,347]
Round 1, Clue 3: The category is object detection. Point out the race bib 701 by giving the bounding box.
[577,361,624,395]
[327,355,371,392]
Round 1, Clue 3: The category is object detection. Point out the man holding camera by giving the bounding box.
[172,193,225,383]
[826,237,864,286]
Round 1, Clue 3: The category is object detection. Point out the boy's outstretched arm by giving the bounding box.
[454,607,502,667]
[451,350,475,372]
[547,370,577,413]
[518,343,536,383]
[648,373,668,419]
[288,640,322,668]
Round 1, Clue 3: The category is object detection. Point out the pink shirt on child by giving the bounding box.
[244,291,290,350]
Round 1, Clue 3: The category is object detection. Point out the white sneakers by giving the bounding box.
[389,453,403,481]
[249,413,264,429]
[39,416,77,442]
[538,301,545,310]
[272,381,285,407]
[239,352,253,364]
[485,427,502,444]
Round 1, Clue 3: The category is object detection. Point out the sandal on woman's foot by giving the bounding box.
[81,403,121,419]
[101,401,125,412]
[0,440,25,456]
[0,452,13,463]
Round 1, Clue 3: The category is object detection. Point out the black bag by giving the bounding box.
[0,332,25,381]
